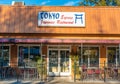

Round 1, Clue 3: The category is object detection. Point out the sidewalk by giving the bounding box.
[46,77,120,84]
[0,78,120,84]
[0,80,120,84]
[0,79,45,84]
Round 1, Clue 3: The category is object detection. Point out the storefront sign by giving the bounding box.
[38,12,85,27]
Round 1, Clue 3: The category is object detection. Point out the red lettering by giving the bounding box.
[60,15,73,20]
[61,15,64,19]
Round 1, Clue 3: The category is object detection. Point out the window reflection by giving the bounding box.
[0,46,9,66]
[49,50,58,72]
[18,46,41,67]
[78,46,99,67]
[107,47,120,67]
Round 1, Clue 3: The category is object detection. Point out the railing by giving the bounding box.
[1,61,120,83]
[0,62,47,82]
[74,62,120,83]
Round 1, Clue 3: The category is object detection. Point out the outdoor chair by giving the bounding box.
[0,67,6,79]
[94,68,102,80]
[19,68,25,79]
[111,68,118,79]
[80,68,87,80]
[28,68,35,79]
[81,64,87,80]
[118,68,120,80]
[86,69,94,80]
[105,67,113,79]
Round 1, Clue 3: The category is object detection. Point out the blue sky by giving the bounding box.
[0,0,82,6]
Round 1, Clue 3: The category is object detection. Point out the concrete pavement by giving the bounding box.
[0,80,120,84]
[0,77,120,84]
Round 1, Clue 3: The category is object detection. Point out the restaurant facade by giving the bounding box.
[0,3,120,77]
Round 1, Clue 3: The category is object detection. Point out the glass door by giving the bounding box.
[48,49,70,76]
[49,50,59,76]
[60,50,70,76]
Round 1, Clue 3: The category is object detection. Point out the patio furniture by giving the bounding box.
[118,68,120,80]
[80,64,87,80]
[81,68,87,80]
[105,67,112,79]
[94,68,102,80]
[86,68,94,80]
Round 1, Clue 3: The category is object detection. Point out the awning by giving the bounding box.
[0,38,120,44]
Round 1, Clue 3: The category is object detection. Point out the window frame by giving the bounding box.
[106,45,120,67]
[17,44,41,67]
[78,45,100,67]
[0,44,10,67]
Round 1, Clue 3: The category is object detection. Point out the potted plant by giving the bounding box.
[36,56,47,81]
[70,53,80,80]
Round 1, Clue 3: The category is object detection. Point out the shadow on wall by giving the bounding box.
[0,5,54,34]
[92,14,104,33]
[93,11,118,34]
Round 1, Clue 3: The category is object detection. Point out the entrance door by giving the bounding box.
[48,49,70,76]
[60,50,70,76]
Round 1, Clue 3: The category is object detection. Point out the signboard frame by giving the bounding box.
[38,12,85,27]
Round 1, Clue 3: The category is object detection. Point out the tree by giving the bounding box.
[79,0,120,6]
[114,0,120,6]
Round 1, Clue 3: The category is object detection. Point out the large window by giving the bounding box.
[107,46,120,67]
[78,46,99,67]
[0,45,10,66]
[18,45,41,67]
